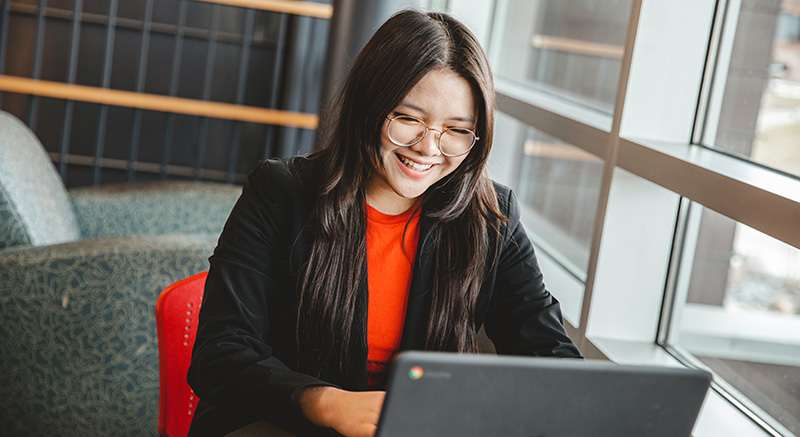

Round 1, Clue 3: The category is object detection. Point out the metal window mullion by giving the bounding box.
[692,0,728,145]
[92,0,118,185]
[617,138,800,251]
[263,13,288,159]
[58,0,83,180]
[194,4,221,180]
[162,0,189,179]
[657,197,693,346]
[576,0,642,350]
[128,0,155,182]
[227,8,256,183]
[26,0,47,130]
[495,88,609,160]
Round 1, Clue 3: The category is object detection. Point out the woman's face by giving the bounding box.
[366,68,477,215]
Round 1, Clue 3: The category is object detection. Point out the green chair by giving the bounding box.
[0,110,241,436]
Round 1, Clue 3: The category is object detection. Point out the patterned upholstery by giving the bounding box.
[0,110,242,435]
[0,111,81,249]
[0,234,217,436]
[70,182,240,239]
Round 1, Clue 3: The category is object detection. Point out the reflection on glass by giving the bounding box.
[709,1,800,177]
[494,114,603,275]
[493,0,632,112]
[671,206,800,435]
[517,131,603,271]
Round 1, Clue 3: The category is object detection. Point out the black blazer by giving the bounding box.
[187,158,581,436]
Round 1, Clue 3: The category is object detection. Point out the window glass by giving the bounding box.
[706,0,800,178]
[668,205,800,436]
[492,113,603,278]
[492,0,632,113]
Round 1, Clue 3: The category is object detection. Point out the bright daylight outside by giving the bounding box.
[674,1,800,435]
[486,0,800,435]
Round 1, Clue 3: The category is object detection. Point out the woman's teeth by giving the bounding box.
[398,154,433,172]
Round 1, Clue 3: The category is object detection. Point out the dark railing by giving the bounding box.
[0,0,331,187]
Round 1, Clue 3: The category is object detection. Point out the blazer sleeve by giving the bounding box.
[483,189,582,358]
[187,161,335,426]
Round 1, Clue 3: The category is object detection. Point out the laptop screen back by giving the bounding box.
[376,351,712,437]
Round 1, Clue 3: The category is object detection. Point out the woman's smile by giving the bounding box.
[395,153,436,174]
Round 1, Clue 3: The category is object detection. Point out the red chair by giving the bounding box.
[156,271,208,437]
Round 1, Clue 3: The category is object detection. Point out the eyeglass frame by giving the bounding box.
[385,114,479,157]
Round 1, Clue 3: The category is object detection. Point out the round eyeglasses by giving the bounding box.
[386,115,478,157]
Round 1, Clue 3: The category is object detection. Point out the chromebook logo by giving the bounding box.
[409,366,424,380]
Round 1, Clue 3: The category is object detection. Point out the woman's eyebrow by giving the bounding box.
[397,101,426,114]
[397,102,475,124]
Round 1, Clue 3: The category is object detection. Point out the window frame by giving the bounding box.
[440,0,800,435]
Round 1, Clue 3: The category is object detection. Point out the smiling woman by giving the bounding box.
[368,69,476,214]
[186,9,581,437]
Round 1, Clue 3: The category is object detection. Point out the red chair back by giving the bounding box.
[156,271,208,437]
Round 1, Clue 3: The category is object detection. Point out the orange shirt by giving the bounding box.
[365,199,421,388]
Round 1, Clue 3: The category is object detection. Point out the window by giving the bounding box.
[491,0,631,113]
[491,113,604,325]
[438,0,800,435]
[703,0,800,179]
[671,0,800,434]
[666,204,800,435]
[485,0,628,329]
[492,114,603,275]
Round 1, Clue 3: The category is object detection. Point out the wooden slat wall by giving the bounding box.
[0,0,331,185]
[0,75,319,129]
[531,34,624,59]
[0,0,329,126]
[194,0,332,18]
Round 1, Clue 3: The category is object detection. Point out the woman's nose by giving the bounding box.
[412,129,442,156]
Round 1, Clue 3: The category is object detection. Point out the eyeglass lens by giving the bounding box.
[388,116,475,156]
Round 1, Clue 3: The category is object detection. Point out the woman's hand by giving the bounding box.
[299,386,385,437]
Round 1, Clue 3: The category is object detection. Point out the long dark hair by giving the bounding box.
[293,10,505,380]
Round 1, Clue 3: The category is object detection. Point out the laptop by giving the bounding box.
[376,351,712,437]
